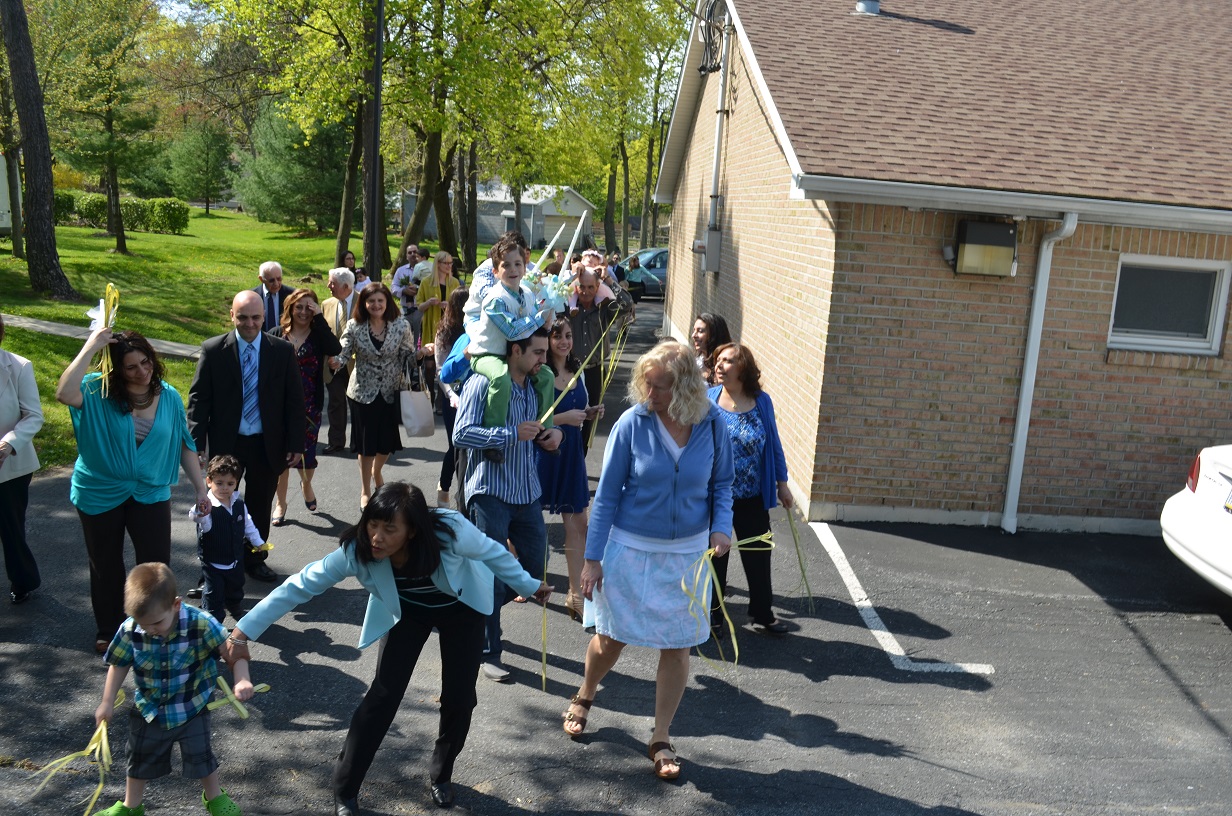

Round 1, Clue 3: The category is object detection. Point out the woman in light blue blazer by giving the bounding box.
[225,482,550,813]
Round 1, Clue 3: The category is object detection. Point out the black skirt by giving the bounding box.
[348,395,403,456]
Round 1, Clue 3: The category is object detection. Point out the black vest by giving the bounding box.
[198,498,248,565]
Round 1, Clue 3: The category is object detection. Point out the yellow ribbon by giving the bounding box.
[785,512,815,613]
[33,690,126,816]
[537,331,607,424]
[206,681,271,715]
[585,318,632,449]
[96,284,120,397]
[540,545,550,692]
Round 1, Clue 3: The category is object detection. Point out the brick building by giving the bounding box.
[654,0,1232,534]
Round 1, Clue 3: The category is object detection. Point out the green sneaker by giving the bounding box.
[94,802,145,816]
[202,789,242,816]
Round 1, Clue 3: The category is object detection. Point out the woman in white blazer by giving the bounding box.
[0,315,43,604]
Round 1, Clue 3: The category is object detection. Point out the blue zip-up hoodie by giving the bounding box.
[585,401,734,561]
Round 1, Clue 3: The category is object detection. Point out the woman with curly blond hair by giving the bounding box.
[560,339,733,781]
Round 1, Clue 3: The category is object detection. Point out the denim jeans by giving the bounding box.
[467,493,546,663]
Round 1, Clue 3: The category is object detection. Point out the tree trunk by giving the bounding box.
[619,133,630,254]
[433,142,457,258]
[454,141,469,274]
[0,0,76,298]
[377,154,391,275]
[0,69,22,260]
[513,186,523,239]
[5,149,22,260]
[105,161,128,254]
[603,146,617,253]
[397,129,441,260]
[640,131,655,251]
[466,141,477,270]
[650,116,668,243]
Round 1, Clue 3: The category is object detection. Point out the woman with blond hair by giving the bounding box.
[560,339,733,781]
[273,287,342,523]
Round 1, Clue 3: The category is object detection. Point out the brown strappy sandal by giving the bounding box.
[648,741,681,780]
[561,693,593,737]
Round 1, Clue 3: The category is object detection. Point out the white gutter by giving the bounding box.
[794,174,1232,233]
[1001,212,1078,534]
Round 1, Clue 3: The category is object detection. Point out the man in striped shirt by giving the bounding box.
[454,327,562,682]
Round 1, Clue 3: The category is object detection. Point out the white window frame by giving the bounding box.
[1107,254,1231,355]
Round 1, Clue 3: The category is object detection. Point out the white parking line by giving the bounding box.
[812,522,996,676]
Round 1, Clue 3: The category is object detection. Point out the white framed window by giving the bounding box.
[1108,254,1231,355]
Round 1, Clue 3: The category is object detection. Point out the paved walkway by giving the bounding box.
[1,312,200,360]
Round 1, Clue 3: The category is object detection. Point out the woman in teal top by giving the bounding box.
[225,482,551,812]
[56,326,209,653]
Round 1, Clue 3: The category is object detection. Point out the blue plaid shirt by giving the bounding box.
[104,603,227,729]
[454,371,543,505]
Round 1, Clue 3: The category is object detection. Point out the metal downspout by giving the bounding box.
[1001,212,1079,534]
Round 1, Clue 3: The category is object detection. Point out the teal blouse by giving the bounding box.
[69,373,196,514]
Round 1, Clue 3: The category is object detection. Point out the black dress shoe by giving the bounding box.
[752,618,789,634]
[334,794,359,816]
[324,444,344,454]
[247,563,278,583]
[10,589,32,604]
[430,782,455,808]
[186,586,203,599]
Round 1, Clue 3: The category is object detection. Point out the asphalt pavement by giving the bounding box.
[2,301,1231,815]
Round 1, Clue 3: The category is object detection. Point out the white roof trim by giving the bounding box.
[655,0,802,205]
[795,173,1232,233]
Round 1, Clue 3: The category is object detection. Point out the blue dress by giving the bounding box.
[537,380,590,514]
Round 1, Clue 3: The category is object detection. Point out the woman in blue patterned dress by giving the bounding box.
[274,288,342,524]
[707,342,793,636]
[537,320,601,621]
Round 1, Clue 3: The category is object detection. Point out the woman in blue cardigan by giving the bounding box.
[707,343,793,636]
[561,340,734,781]
[224,482,550,813]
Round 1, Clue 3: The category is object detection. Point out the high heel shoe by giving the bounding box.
[565,591,584,622]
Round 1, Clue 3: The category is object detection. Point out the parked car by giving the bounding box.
[1160,445,1232,596]
[617,247,668,300]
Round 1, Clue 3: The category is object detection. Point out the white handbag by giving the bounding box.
[399,356,435,438]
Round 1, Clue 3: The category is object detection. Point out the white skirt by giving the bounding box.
[585,531,713,649]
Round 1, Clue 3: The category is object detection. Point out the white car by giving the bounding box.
[1161,445,1232,596]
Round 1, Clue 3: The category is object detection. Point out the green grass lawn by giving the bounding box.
[1,207,476,468]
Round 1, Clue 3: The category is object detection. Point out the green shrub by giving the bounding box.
[53,190,80,224]
[75,192,107,228]
[119,198,149,232]
[147,198,189,234]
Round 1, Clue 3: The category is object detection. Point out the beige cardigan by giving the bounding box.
[0,349,43,483]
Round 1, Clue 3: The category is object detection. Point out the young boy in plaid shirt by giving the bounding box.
[94,563,254,816]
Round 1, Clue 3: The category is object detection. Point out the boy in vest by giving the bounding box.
[189,455,265,624]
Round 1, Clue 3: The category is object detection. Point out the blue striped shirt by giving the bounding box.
[454,371,542,505]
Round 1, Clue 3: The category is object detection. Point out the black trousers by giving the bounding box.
[0,473,40,595]
[439,397,458,491]
[580,365,602,453]
[325,373,350,448]
[332,600,486,797]
[200,563,246,623]
[78,497,171,641]
[710,495,776,626]
[232,433,281,567]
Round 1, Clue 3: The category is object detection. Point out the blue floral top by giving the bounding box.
[717,405,765,500]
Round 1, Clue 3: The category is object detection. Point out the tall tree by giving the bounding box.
[0,55,23,259]
[168,118,236,213]
[0,0,76,298]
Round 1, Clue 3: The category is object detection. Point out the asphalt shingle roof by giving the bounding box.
[740,0,1232,209]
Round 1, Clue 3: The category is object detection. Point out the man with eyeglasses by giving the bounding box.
[188,290,306,585]
[252,261,299,333]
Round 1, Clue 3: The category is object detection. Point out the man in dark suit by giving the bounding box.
[254,261,296,332]
[188,290,306,582]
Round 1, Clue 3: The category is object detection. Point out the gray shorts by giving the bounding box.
[126,706,218,780]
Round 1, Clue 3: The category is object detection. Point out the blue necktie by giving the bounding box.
[242,345,259,426]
